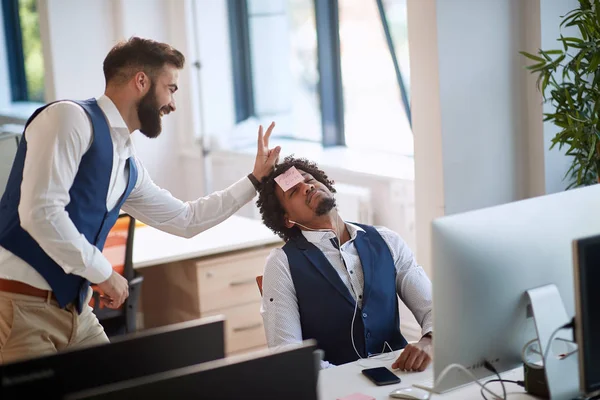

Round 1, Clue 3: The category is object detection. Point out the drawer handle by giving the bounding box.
[233,323,262,333]
[229,278,256,287]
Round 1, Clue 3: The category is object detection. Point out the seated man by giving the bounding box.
[256,156,433,371]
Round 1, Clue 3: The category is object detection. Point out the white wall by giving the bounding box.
[436,0,529,214]
[35,0,206,201]
[408,0,557,274]
[40,0,116,101]
[192,0,236,144]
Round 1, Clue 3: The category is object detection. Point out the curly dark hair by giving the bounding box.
[257,156,336,242]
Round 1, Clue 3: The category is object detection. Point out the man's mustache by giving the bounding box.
[160,105,174,116]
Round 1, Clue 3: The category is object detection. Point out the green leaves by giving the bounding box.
[521,0,600,188]
[520,51,545,63]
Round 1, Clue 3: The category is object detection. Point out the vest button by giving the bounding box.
[366,332,371,338]
[362,312,368,318]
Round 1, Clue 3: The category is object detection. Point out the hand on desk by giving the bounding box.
[392,336,432,372]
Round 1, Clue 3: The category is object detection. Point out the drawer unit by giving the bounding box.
[140,243,280,355]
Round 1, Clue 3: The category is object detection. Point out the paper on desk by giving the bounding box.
[274,166,304,192]
[336,393,375,400]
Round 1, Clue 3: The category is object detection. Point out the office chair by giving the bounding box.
[256,275,263,296]
[89,213,144,337]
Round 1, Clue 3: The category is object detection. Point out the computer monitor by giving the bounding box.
[426,184,600,393]
[65,340,319,400]
[573,233,600,398]
[0,315,225,399]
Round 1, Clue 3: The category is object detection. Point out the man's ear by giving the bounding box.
[134,71,149,93]
[284,214,295,229]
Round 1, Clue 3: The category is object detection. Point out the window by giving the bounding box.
[2,0,45,103]
[230,0,322,143]
[339,0,412,155]
[228,0,412,155]
[287,0,321,142]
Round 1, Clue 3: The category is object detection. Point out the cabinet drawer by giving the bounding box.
[205,301,266,354]
[196,245,277,313]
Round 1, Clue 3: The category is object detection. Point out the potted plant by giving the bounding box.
[521,0,600,188]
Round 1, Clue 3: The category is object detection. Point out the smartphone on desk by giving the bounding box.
[361,367,401,386]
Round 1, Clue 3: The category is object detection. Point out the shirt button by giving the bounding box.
[363,312,368,318]
[350,270,354,274]
[366,331,371,338]
[359,295,362,299]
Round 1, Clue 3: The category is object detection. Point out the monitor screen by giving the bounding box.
[0,316,225,399]
[574,234,600,396]
[66,341,319,400]
[429,184,600,394]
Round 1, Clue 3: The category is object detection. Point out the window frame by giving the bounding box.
[375,0,412,128]
[314,0,345,147]
[227,0,255,123]
[2,0,28,102]
[227,0,411,147]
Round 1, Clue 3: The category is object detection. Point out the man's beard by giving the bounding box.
[315,196,336,216]
[137,83,162,139]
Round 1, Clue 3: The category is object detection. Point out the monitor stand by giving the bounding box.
[526,284,580,400]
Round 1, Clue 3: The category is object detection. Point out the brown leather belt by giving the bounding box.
[0,278,57,301]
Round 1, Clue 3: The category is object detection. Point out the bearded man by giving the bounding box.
[0,37,280,364]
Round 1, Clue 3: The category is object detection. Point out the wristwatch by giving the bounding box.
[247,173,261,191]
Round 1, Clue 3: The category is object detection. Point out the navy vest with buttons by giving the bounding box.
[283,223,408,365]
[0,98,138,314]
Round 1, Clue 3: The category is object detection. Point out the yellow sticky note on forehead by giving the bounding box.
[274,166,304,192]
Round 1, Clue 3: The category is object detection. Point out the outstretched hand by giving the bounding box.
[252,122,281,182]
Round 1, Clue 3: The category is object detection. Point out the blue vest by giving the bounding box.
[0,99,138,313]
[283,223,407,365]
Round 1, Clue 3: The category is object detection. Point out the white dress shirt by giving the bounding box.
[0,94,256,290]
[260,222,433,367]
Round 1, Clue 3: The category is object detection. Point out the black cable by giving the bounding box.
[479,379,525,400]
[482,360,525,400]
[484,361,506,400]
[482,360,506,400]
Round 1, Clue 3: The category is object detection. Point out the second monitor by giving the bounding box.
[425,184,600,395]
[66,340,320,400]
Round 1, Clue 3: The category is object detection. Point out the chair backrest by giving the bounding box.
[89,213,136,310]
[256,275,263,296]
[103,213,136,280]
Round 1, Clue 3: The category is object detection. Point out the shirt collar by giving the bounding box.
[95,94,136,159]
[96,94,130,135]
[301,221,365,244]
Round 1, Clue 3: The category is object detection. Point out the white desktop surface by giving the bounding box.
[132,215,282,269]
[318,350,535,400]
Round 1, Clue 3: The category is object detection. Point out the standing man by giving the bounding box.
[0,36,280,364]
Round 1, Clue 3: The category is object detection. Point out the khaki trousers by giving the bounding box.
[0,288,109,364]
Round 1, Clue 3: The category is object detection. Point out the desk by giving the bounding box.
[318,350,535,399]
[132,215,282,269]
[132,215,283,355]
